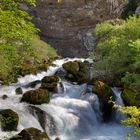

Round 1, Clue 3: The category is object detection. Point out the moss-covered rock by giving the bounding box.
[75,61,90,83]
[92,81,113,122]
[41,76,59,92]
[62,61,79,75]
[63,61,91,83]
[92,81,113,102]
[21,89,50,104]
[10,127,50,140]
[0,109,19,131]
[122,88,140,107]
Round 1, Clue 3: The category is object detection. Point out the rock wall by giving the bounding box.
[30,0,124,57]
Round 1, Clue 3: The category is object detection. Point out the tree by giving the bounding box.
[0,0,57,83]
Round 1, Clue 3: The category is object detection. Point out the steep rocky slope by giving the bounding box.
[29,0,124,57]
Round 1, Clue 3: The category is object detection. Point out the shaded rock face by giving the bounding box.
[29,0,124,57]
[0,109,19,131]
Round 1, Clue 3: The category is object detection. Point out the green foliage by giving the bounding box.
[111,101,140,138]
[0,0,57,83]
[92,16,140,91]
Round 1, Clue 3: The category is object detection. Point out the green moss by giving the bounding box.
[122,88,140,107]
[21,89,50,104]
[41,76,59,92]
[0,109,19,131]
[63,61,79,75]
[92,81,113,102]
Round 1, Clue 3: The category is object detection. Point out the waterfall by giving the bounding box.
[112,87,127,123]
[0,58,136,140]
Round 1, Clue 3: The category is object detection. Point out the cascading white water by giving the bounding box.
[112,87,127,123]
[0,58,136,140]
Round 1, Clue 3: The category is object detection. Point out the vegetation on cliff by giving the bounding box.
[92,16,140,92]
[0,0,57,83]
[92,16,140,138]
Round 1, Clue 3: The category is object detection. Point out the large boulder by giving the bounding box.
[122,88,140,107]
[41,76,59,92]
[62,61,79,75]
[21,89,50,104]
[62,61,91,83]
[10,127,50,140]
[92,81,113,122]
[92,81,113,102]
[0,109,19,131]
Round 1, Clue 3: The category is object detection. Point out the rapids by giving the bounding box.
[0,58,137,140]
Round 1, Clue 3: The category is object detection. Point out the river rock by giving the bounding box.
[15,87,23,95]
[41,76,59,92]
[92,81,113,122]
[29,106,46,131]
[63,61,79,75]
[122,88,140,107]
[1,94,8,100]
[10,127,50,140]
[21,89,50,104]
[24,80,41,88]
[62,61,91,83]
[0,109,19,131]
[92,81,113,102]
[55,137,61,140]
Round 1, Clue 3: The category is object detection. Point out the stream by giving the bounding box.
[0,58,137,140]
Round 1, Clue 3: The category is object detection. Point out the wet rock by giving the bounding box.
[29,106,57,135]
[41,76,59,92]
[0,109,19,131]
[55,68,67,78]
[92,81,113,102]
[15,87,23,95]
[63,61,91,83]
[10,127,50,140]
[21,89,50,104]
[92,81,113,122]
[62,61,79,75]
[29,106,46,131]
[1,95,8,100]
[55,137,61,140]
[24,80,41,88]
[122,88,140,107]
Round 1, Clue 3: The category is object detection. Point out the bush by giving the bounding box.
[0,0,57,83]
[91,16,140,91]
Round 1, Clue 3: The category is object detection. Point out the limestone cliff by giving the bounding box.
[29,0,124,57]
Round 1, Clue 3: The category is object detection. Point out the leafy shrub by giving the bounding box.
[91,16,140,91]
